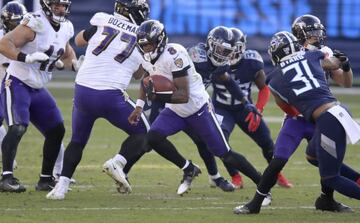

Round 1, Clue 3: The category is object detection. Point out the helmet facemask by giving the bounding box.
[137,20,168,62]
[41,0,71,24]
[207,37,235,67]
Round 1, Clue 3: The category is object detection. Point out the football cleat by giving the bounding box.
[261,193,272,207]
[234,205,252,214]
[277,173,293,188]
[209,177,235,192]
[46,177,70,200]
[115,177,131,194]
[103,158,132,194]
[54,174,76,185]
[177,163,201,195]
[315,194,353,213]
[35,176,56,191]
[0,176,26,193]
[231,173,244,189]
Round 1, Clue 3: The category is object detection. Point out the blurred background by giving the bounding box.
[1,0,360,83]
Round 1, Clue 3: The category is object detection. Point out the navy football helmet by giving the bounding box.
[115,0,149,25]
[40,0,71,24]
[206,26,235,66]
[1,1,27,33]
[268,31,303,65]
[230,27,246,65]
[136,20,168,62]
[291,14,326,49]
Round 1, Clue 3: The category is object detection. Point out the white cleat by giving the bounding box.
[177,164,201,195]
[46,176,70,200]
[261,193,272,207]
[103,158,132,194]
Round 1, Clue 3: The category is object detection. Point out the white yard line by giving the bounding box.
[1,205,359,212]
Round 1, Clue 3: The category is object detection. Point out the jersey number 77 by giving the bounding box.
[92,26,136,63]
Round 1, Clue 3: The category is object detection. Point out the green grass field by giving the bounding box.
[1,86,360,223]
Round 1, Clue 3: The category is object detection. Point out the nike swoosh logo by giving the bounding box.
[197,111,205,116]
[7,184,20,190]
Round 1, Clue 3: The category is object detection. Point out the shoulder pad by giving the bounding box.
[320,46,333,58]
[90,12,110,26]
[66,20,75,39]
[21,13,44,33]
[243,50,263,63]
[187,43,207,63]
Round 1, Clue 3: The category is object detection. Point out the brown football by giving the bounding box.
[142,75,176,93]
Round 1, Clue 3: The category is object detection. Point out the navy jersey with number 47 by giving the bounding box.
[267,50,336,121]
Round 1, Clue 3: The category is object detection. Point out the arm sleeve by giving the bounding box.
[83,26,98,42]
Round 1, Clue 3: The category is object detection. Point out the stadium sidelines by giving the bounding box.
[47,81,360,123]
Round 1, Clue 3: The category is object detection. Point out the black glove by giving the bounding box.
[141,78,155,101]
[333,50,351,72]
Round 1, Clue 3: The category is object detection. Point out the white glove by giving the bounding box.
[55,60,64,70]
[72,55,85,72]
[25,52,49,64]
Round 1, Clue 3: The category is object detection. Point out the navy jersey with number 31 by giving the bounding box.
[267,50,336,121]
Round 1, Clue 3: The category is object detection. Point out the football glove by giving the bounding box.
[72,55,85,72]
[141,78,156,101]
[333,50,351,72]
[25,52,49,64]
[244,102,262,132]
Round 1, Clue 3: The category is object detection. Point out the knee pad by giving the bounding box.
[8,124,27,138]
[44,123,65,139]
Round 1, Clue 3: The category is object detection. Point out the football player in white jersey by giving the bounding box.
[0,0,77,193]
[129,20,265,195]
[0,1,28,171]
[46,0,150,200]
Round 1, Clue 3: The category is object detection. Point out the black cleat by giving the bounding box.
[315,195,353,213]
[0,177,26,193]
[177,163,201,195]
[234,204,260,214]
[35,176,56,191]
[212,177,235,192]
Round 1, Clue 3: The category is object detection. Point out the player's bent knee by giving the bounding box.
[45,123,65,139]
[146,130,166,147]
[8,124,27,138]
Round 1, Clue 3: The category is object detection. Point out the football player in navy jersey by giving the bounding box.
[188,26,292,189]
[235,15,359,214]
[234,31,360,214]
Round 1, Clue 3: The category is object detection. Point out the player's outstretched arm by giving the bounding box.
[75,26,97,47]
[0,24,35,61]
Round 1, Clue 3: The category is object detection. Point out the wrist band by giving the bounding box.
[136,99,145,108]
[17,52,27,62]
